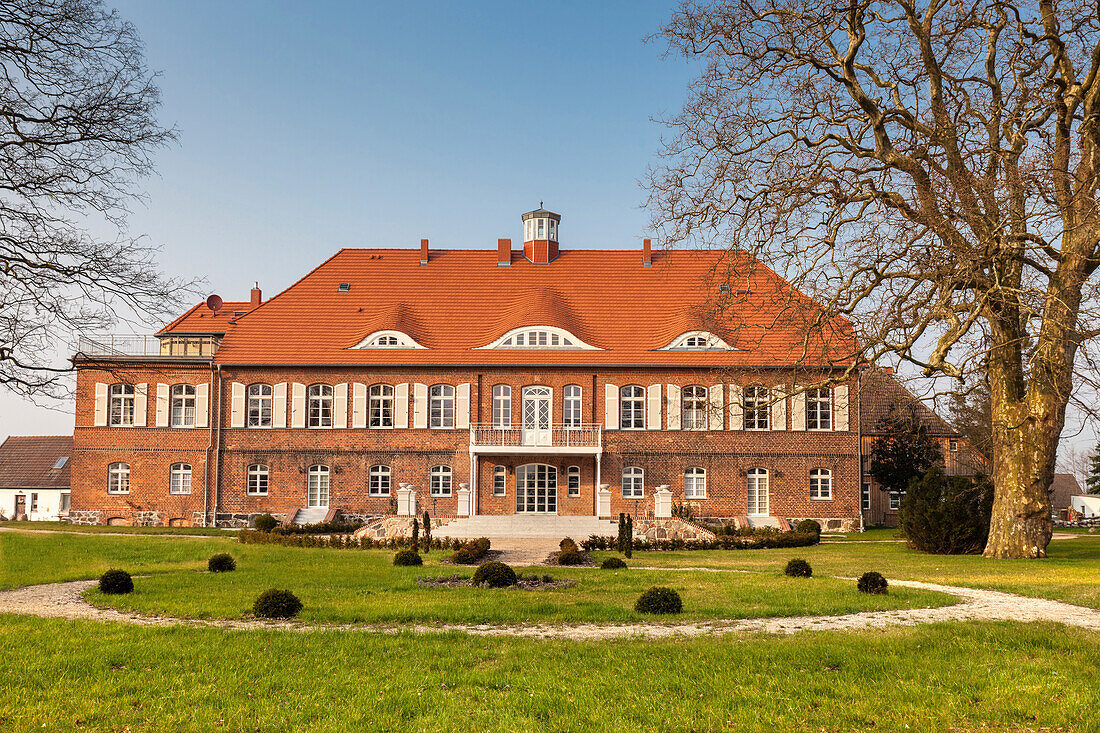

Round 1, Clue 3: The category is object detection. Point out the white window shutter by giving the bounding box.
[333,383,348,429]
[456,383,471,429]
[789,388,804,431]
[195,383,209,428]
[666,384,681,430]
[709,384,724,430]
[604,384,619,430]
[646,385,662,430]
[413,383,428,429]
[273,383,287,428]
[834,384,850,431]
[729,384,744,430]
[230,382,246,428]
[155,383,169,427]
[395,383,409,428]
[774,387,790,431]
[351,383,367,429]
[134,383,148,427]
[291,383,306,428]
[94,383,108,426]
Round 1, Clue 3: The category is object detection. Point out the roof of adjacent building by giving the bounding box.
[0,436,72,490]
[157,301,255,335]
[860,366,960,436]
[165,247,858,368]
[1050,473,1084,510]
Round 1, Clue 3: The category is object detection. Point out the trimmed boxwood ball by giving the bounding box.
[601,557,627,570]
[207,553,236,573]
[559,537,578,553]
[472,561,517,588]
[98,569,133,595]
[635,586,682,614]
[253,589,303,618]
[784,558,812,578]
[795,519,822,535]
[857,571,889,595]
[558,549,584,566]
[393,549,423,566]
[254,514,278,533]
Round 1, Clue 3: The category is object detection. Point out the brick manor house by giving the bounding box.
[71,206,937,531]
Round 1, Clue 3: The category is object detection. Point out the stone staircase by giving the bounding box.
[433,514,619,539]
[291,507,330,525]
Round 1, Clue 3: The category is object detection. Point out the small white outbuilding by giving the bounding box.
[0,435,72,521]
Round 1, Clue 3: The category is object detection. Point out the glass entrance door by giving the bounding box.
[746,468,769,516]
[516,463,557,513]
[522,386,552,446]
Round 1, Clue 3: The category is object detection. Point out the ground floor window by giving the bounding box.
[516,463,556,513]
[307,465,330,507]
[622,466,644,499]
[29,493,38,512]
[169,463,192,495]
[566,465,580,497]
[59,493,70,514]
[107,463,130,494]
[430,465,452,497]
[747,468,769,515]
[492,465,506,496]
[861,482,871,510]
[684,467,706,499]
[889,492,901,511]
[247,464,269,495]
[809,468,832,500]
[369,465,391,496]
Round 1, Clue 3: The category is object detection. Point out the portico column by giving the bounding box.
[594,453,602,517]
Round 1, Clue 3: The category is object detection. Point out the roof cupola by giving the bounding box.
[521,203,560,264]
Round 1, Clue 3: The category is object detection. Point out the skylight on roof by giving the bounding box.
[337,282,351,292]
[52,456,69,469]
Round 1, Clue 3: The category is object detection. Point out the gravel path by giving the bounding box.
[3,577,1099,640]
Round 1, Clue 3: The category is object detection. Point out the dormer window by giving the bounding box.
[476,326,599,350]
[350,330,426,349]
[660,331,735,351]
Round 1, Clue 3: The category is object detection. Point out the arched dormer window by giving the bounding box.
[659,331,735,351]
[350,330,426,349]
[476,326,599,350]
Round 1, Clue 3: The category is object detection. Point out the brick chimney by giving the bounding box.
[497,238,511,267]
[642,238,652,267]
[250,282,262,307]
[420,238,429,266]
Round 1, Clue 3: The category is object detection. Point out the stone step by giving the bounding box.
[293,507,330,525]
[435,515,619,539]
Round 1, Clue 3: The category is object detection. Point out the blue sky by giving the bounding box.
[1,0,694,437]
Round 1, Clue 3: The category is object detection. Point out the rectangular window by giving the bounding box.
[949,440,959,452]
[247,384,273,428]
[743,386,770,430]
[109,384,135,426]
[430,385,455,428]
[369,465,391,497]
[170,384,196,427]
[493,466,506,496]
[563,385,582,428]
[308,385,334,428]
[170,464,192,495]
[889,493,900,511]
[684,468,706,499]
[59,493,71,514]
[567,466,580,497]
[622,467,644,499]
[620,386,645,429]
[806,388,832,430]
[30,493,38,512]
[861,482,871,511]
[369,385,394,428]
[247,465,269,496]
[492,386,511,428]
[681,386,707,430]
[809,469,832,500]
[431,465,452,497]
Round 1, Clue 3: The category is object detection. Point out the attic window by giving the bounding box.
[337,283,351,292]
[350,330,426,349]
[476,326,599,350]
[718,284,730,294]
[52,456,69,470]
[660,331,735,351]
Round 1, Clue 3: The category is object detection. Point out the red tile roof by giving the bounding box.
[158,301,255,335]
[0,436,72,489]
[188,247,856,367]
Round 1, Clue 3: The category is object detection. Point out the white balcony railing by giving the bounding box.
[470,423,602,452]
[75,335,220,358]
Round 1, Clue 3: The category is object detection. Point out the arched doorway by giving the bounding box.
[516,463,557,513]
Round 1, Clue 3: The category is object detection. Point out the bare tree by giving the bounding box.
[648,0,1100,558]
[0,0,190,395]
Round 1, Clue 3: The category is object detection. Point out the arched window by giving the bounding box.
[563,385,583,428]
[169,463,192,494]
[810,468,832,500]
[681,386,707,430]
[108,384,135,426]
[492,385,511,428]
[743,386,769,430]
[351,330,426,349]
[479,326,597,350]
[430,385,455,428]
[747,468,769,515]
[369,384,394,428]
[107,462,130,494]
[369,465,391,496]
[807,388,832,430]
[660,331,734,350]
[492,465,506,496]
[620,386,645,429]
[170,384,196,427]
[307,465,330,507]
[307,384,334,428]
[430,465,452,496]
[567,465,581,497]
[685,467,706,500]
[622,466,644,499]
[247,464,269,495]
[247,384,273,428]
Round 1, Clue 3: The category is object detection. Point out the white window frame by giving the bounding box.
[889,492,901,511]
[369,465,391,496]
[169,463,192,495]
[307,384,334,428]
[949,439,959,452]
[476,325,599,351]
[247,464,269,496]
[659,330,735,351]
[743,386,770,430]
[806,387,833,430]
[170,384,196,428]
[809,468,832,500]
[430,385,455,429]
[109,384,135,426]
[567,465,581,497]
[430,465,452,497]
[747,468,769,516]
[59,492,71,514]
[369,384,394,428]
[351,330,426,349]
[247,384,273,428]
[492,465,506,496]
[107,462,130,494]
[681,385,708,430]
[685,467,707,499]
[563,385,583,428]
[622,466,644,499]
[620,385,645,430]
[492,385,512,428]
[307,464,330,507]
[861,481,871,510]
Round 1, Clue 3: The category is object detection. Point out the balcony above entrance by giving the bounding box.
[469,423,602,455]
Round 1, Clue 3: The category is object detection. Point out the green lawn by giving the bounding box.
[0,616,1097,732]
[0,520,232,536]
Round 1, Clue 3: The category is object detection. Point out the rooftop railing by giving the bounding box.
[75,335,220,358]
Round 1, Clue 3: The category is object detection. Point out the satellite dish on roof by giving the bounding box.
[206,294,223,312]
